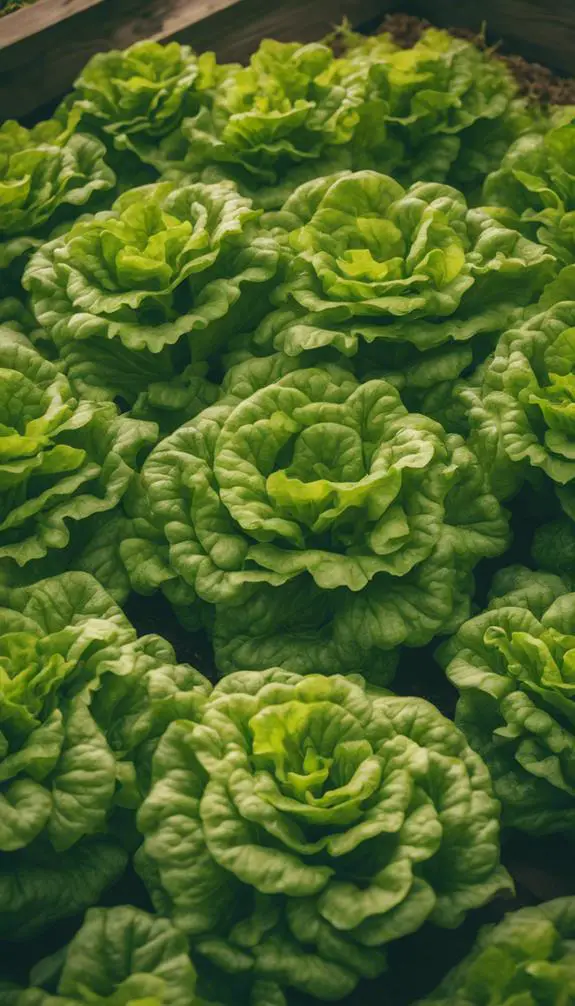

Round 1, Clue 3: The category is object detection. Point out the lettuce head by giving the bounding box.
[254,171,556,362]
[463,300,575,509]
[119,353,509,677]
[438,565,575,835]
[0,118,114,288]
[484,115,575,265]
[340,28,521,188]
[22,179,280,409]
[417,896,575,1005]
[67,40,219,168]
[0,328,156,576]
[137,669,511,1003]
[6,904,200,1004]
[155,38,385,209]
[0,570,210,937]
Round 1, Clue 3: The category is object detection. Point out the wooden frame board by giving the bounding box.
[411,0,575,76]
[0,0,388,120]
[1,0,575,122]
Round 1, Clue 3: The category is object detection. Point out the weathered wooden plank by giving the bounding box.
[170,0,391,63]
[410,0,575,74]
[0,0,389,121]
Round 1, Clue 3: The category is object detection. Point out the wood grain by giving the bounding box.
[0,0,388,121]
[410,0,575,74]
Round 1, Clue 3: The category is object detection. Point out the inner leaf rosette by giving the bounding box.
[0,570,210,938]
[253,171,556,362]
[0,118,114,285]
[417,896,575,1006]
[119,354,508,675]
[463,300,575,508]
[438,565,575,835]
[484,114,575,265]
[0,329,156,572]
[136,670,511,1003]
[22,179,280,405]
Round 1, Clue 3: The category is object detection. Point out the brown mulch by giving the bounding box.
[376,12,575,106]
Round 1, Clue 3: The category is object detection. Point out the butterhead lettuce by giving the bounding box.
[5,904,200,1003]
[463,300,575,509]
[66,40,219,169]
[155,38,385,209]
[438,565,575,835]
[417,897,575,1005]
[0,570,210,937]
[0,328,156,573]
[254,171,556,362]
[484,115,575,265]
[119,353,509,676]
[23,179,280,407]
[0,119,114,288]
[137,669,511,1002]
[340,27,521,188]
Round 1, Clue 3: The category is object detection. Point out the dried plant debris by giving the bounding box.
[378,12,575,105]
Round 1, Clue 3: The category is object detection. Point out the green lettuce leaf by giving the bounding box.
[0,329,156,572]
[67,40,219,171]
[464,300,575,504]
[147,39,387,209]
[118,353,508,675]
[484,114,575,265]
[0,118,115,284]
[438,566,575,834]
[10,904,199,1003]
[340,27,521,188]
[137,670,511,1002]
[253,171,556,362]
[23,180,280,402]
[0,839,127,941]
[417,896,575,1004]
[0,570,210,932]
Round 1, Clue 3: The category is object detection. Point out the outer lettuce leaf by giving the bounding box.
[417,896,575,1004]
[438,566,575,835]
[119,353,508,675]
[0,298,39,339]
[57,338,219,436]
[137,670,510,1002]
[484,115,575,264]
[0,570,210,932]
[211,532,482,678]
[0,329,156,573]
[253,171,556,362]
[0,119,115,283]
[23,180,280,402]
[0,840,127,941]
[10,905,199,1003]
[464,300,575,504]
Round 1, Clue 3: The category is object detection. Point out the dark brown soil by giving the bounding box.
[377,12,575,105]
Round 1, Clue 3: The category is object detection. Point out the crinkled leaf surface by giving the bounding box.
[0,329,156,570]
[417,896,575,1004]
[438,566,575,834]
[0,570,209,933]
[137,670,510,1001]
[120,352,508,676]
[10,905,199,1004]
[253,170,556,362]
